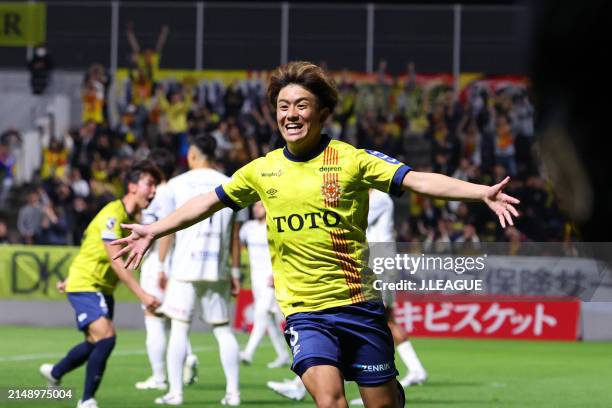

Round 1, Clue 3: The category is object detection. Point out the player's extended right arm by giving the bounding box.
[111,190,226,269]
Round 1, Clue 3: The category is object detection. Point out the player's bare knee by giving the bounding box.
[86,317,115,342]
[312,391,346,408]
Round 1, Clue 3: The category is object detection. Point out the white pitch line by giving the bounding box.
[0,346,215,363]
[0,341,273,363]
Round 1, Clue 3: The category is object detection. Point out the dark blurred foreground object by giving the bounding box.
[531,1,612,241]
[27,44,54,95]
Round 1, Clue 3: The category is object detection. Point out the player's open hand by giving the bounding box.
[141,292,161,312]
[110,223,154,269]
[56,280,66,293]
[483,176,520,228]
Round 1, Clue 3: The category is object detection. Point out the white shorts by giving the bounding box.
[158,279,231,325]
[140,256,165,310]
[252,285,281,316]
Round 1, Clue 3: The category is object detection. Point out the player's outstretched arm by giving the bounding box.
[155,24,169,53]
[111,190,226,268]
[104,242,160,311]
[126,21,140,53]
[402,172,520,228]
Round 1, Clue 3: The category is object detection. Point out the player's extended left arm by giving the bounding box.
[402,171,520,228]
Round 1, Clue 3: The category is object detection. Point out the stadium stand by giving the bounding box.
[0,64,569,248]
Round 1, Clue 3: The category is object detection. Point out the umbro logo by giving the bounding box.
[266,188,278,198]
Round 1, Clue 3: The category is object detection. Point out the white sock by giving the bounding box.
[213,325,240,395]
[292,375,305,389]
[267,314,289,360]
[242,302,270,360]
[144,315,168,382]
[167,320,190,396]
[185,338,194,359]
[397,341,426,374]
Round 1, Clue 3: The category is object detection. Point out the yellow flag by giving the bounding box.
[0,2,46,47]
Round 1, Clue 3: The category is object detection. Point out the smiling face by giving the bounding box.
[276,84,329,153]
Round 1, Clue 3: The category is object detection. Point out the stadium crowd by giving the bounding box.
[0,51,568,248]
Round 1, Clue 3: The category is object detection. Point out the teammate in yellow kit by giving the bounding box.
[112,62,519,408]
[40,161,161,408]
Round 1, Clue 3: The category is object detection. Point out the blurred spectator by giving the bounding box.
[504,226,528,256]
[84,63,112,122]
[457,115,482,167]
[156,83,194,164]
[17,189,45,244]
[133,139,151,161]
[493,113,517,177]
[224,79,245,119]
[27,43,54,95]
[126,22,169,85]
[226,121,255,174]
[69,122,96,180]
[94,130,114,161]
[0,128,22,147]
[39,204,69,245]
[82,77,105,125]
[69,168,90,198]
[0,142,17,206]
[40,138,69,181]
[417,198,441,240]
[210,119,234,162]
[509,90,534,176]
[455,224,480,244]
[452,158,472,182]
[68,196,92,245]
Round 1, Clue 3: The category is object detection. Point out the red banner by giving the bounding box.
[233,289,255,332]
[234,290,580,340]
[393,295,580,341]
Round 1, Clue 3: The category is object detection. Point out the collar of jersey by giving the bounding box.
[283,134,331,162]
[120,198,135,220]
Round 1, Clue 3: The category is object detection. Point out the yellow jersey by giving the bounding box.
[158,91,191,134]
[216,136,410,316]
[66,200,135,294]
[136,52,161,82]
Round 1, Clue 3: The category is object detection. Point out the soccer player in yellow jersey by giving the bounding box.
[40,161,162,408]
[113,62,519,408]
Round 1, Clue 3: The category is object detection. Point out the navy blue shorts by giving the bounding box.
[67,292,114,331]
[285,301,398,386]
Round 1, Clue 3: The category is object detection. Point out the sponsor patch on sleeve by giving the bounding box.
[365,150,401,165]
[102,217,118,241]
[106,217,116,230]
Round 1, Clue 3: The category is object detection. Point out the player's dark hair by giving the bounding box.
[124,159,162,192]
[267,61,338,112]
[191,133,217,159]
[147,148,176,181]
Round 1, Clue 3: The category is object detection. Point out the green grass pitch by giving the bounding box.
[0,325,611,407]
